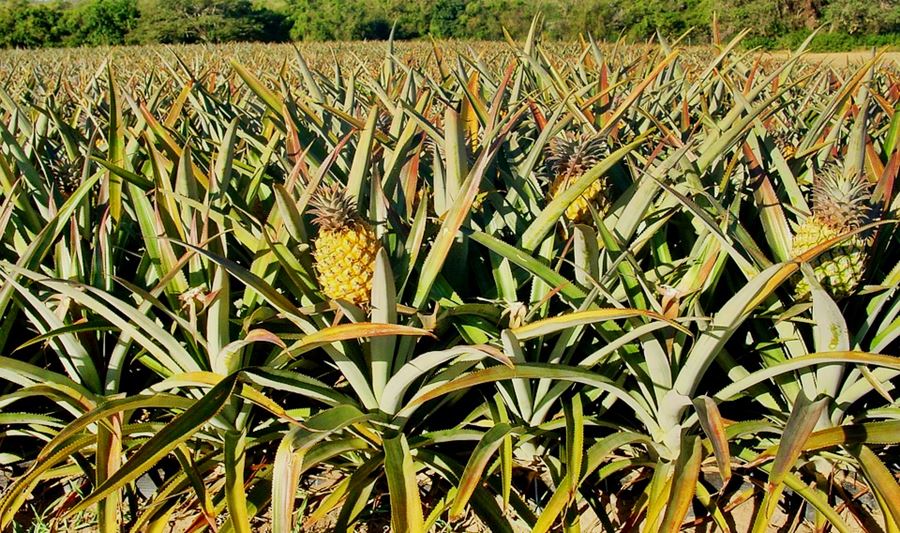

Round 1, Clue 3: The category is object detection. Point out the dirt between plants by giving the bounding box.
[761,51,900,68]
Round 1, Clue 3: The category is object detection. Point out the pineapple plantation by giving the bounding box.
[1,23,899,533]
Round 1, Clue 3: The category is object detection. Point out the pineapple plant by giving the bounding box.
[3,33,900,533]
[50,160,81,198]
[545,132,611,223]
[792,167,876,298]
[43,146,81,198]
[309,184,381,307]
[770,116,803,161]
[773,129,800,160]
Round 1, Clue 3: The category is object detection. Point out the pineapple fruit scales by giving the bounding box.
[792,167,875,299]
[310,185,380,307]
[546,132,611,223]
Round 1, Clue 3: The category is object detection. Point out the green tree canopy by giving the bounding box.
[64,0,139,46]
[130,0,287,44]
[0,0,895,49]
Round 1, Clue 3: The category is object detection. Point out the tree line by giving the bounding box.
[0,0,896,49]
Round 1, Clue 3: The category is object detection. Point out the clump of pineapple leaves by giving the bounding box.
[0,19,898,533]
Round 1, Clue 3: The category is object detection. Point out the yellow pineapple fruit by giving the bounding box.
[792,168,875,299]
[545,132,611,223]
[774,132,797,159]
[310,185,380,307]
[773,129,801,160]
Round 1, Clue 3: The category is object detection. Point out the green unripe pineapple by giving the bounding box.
[792,168,875,299]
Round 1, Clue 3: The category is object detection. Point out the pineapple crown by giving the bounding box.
[811,167,874,230]
[545,132,609,178]
[309,184,362,231]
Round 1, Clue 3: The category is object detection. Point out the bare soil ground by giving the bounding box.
[762,51,900,68]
